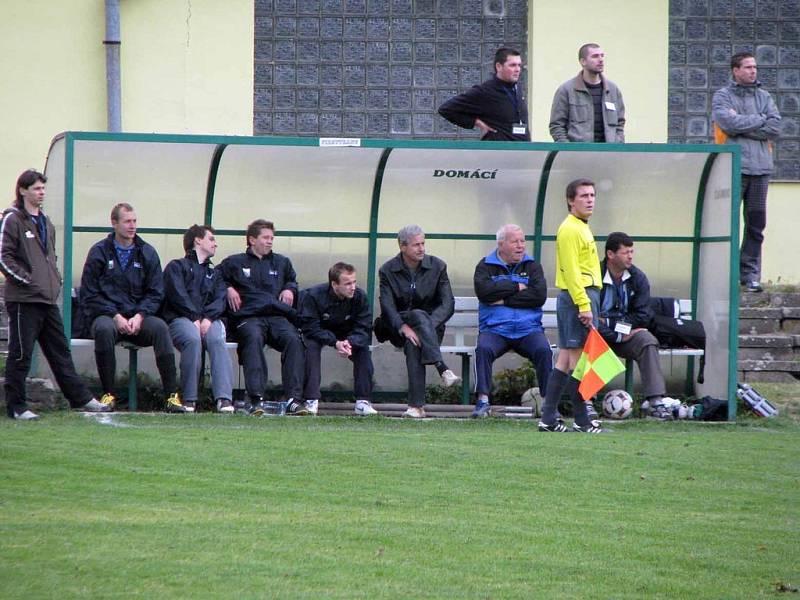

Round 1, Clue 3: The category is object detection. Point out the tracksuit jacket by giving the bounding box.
[162,250,227,323]
[299,283,372,348]
[438,76,531,141]
[0,206,62,304]
[473,250,546,339]
[219,248,299,324]
[79,233,164,321]
[597,260,654,345]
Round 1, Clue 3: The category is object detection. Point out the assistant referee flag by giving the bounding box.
[571,328,625,401]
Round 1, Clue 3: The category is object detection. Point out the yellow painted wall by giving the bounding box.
[762,183,800,285]
[529,0,669,143]
[0,0,253,194]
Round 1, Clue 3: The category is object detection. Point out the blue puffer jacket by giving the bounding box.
[473,250,547,339]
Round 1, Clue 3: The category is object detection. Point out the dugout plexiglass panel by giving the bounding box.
[43,133,741,416]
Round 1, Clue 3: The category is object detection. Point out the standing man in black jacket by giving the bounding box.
[598,232,677,421]
[163,225,233,414]
[80,203,180,411]
[299,262,376,416]
[220,219,306,415]
[438,47,530,141]
[376,225,459,419]
[0,169,111,420]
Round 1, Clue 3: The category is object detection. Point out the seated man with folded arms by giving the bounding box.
[375,225,459,419]
[299,262,377,416]
[472,224,552,418]
[162,225,233,413]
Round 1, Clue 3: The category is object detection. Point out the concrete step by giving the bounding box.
[737,334,794,348]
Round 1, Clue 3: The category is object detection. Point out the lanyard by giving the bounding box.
[501,85,521,122]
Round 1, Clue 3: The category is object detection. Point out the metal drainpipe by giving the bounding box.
[104,0,122,132]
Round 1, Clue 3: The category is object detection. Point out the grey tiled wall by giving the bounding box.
[253,0,528,139]
[669,0,800,180]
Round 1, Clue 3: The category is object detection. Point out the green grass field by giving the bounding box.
[1,412,799,599]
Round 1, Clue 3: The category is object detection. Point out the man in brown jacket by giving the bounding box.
[0,169,110,419]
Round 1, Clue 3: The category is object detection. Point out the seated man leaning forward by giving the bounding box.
[220,219,306,416]
[162,225,233,414]
[299,262,377,416]
[598,232,678,421]
[376,225,459,419]
[79,202,179,411]
[472,224,553,418]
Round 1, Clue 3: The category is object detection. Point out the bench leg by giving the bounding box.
[624,359,634,395]
[460,354,471,405]
[128,347,138,412]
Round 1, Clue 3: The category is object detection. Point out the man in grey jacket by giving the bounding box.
[549,43,625,143]
[712,52,781,293]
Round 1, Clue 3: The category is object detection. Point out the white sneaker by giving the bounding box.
[304,399,319,415]
[355,400,378,416]
[403,406,426,419]
[441,369,460,388]
[13,410,40,421]
[81,398,112,413]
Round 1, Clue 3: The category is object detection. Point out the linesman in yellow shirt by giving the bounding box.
[538,178,603,433]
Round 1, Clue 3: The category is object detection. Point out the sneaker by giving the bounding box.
[165,392,187,413]
[355,400,378,416]
[81,398,112,413]
[99,393,117,411]
[538,419,567,432]
[13,409,40,421]
[471,400,491,418]
[744,280,763,293]
[183,400,196,413]
[285,398,309,416]
[216,398,234,414]
[403,406,426,418]
[250,399,266,416]
[441,369,460,388]
[572,419,604,433]
[648,403,675,421]
[304,399,319,415]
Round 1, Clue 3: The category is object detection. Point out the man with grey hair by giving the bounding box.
[375,225,459,418]
[549,43,625,143]
[472,224,552,417]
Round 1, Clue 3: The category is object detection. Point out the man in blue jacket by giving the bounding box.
[219,219,306,415]
[299,262,376,416]
[163,225,233,414]
[473,224,552,418]
[79,203,180,411]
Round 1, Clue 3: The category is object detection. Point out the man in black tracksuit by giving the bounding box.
[219,219,306,415]
[438,47,530,141]
[79,203,179,411]
[0,170,110,419]
[299,262,376,416]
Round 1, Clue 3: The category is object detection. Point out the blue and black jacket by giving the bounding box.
[79,233,164,321]
[598,259,654,344]
[162,250,227,323]
[299,283,372,348]
[473,249,546,339]
[219,247,298,324]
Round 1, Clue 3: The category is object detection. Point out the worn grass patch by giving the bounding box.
[1,413,798,599]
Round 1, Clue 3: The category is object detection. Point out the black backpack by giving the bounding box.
[648,297,706,384]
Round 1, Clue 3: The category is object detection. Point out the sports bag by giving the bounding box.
[648,297,706,384]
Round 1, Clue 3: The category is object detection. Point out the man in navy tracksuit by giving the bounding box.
[162,225,233,414]
[299,262,376,416]
[472,224,552,417]
[219,219,306,415]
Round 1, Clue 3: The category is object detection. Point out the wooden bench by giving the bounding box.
[440,297,704,403]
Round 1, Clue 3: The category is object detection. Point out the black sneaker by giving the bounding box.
[572,419,603,433]
[648,404,675,421]
[285,398,309,415]
[538,418,568,432]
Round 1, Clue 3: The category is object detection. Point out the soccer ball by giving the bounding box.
[602,389,634,419]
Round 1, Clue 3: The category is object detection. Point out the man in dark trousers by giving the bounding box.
[376,225,459,419]
[299,262,376,416]
[79,203,180,412]
[0,169,111,420]
[220,219,306,416]
[163,225,233,414]
[598,232,678,421]
[472,224,552,418]
[438,47,530,141]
